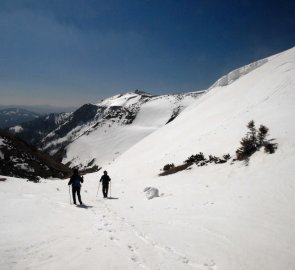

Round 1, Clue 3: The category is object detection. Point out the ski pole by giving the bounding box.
[110,181,112,198]
[96,182,101,196]
[69,185,72,204]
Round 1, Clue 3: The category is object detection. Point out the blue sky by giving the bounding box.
[0,0,294,107]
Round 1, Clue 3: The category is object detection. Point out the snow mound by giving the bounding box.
[143,187,160,199]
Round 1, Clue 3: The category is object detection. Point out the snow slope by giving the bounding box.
[102,46,295,270]
[1,46,295,270]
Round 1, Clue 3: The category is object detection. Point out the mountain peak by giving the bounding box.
[133,89,153,96]
[96,90,153,108]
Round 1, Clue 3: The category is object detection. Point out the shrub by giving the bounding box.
[163,163,175,171]
[159,163,191,176]
[223,154,231,161]
[263,140,278,154]
[185,152,205,164]
[208,154,231,164]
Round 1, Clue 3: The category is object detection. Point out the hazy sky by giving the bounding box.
[0,0,294,107]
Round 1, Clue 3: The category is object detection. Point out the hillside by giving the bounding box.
[104,48,295,270]
[0,130,72,181]
[1,46,295,270]
[98,46,295,269]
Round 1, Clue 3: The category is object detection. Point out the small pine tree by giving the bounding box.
[247,120,255,133]
[236,120,258,160]
[258,125,269,146]
[236,121,277,161]
[247,120,258,148]
[236,137,255,160]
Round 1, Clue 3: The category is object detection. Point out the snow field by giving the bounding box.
[0,176,220,270]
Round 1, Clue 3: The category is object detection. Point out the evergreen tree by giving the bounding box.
[236,120,277,161]
[258,125,269,146]
[247,120,258,149]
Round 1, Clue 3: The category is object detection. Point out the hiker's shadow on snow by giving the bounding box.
[76,205,94,209]
[107,197,119,200]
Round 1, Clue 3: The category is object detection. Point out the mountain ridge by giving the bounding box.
[10,90,204,170]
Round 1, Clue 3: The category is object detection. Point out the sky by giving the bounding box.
[0,0,294,107]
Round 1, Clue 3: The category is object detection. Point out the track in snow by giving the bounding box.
[89,197,217,270]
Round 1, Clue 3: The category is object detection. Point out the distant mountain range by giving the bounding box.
[0,104,77,115]
[0,108,39,128]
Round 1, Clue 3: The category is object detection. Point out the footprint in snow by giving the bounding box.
[130,255,138,262]
[128,245,134,251]
[204,260,216,270]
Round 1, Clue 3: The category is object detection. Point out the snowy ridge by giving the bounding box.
[49,112,72,125]
[97,90,153,107]
[209,58,268,89]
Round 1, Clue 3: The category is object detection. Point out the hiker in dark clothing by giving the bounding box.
[68,169,84,205]
[100,170,111,198]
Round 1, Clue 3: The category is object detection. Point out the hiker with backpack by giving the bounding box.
[100,170,111,198]
[68,169,84,205]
